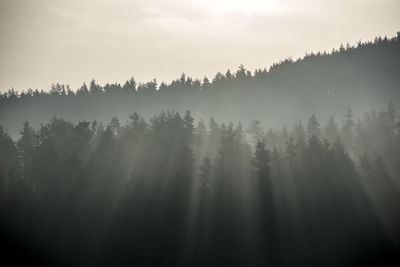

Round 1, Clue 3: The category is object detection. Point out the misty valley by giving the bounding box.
[0,35,400,266]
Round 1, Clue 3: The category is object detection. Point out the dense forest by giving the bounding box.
[1,104,400,265]
[1,34,399,137]
[1,33,400,266]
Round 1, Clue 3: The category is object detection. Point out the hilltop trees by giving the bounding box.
[1,34,400,137]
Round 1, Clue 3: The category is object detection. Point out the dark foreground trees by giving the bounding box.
[1,107,400,266]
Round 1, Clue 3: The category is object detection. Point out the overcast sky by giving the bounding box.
[0,0,399,92]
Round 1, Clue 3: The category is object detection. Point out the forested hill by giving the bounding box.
[1,33,399,136]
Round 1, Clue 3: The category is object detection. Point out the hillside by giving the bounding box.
[1,33,399,136]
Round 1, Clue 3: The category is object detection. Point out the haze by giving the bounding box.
[0,0,399,91]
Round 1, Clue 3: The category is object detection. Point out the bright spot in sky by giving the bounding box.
[202,0,285,16]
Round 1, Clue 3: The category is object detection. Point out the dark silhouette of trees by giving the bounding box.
[0,126,18,200]
[199,156,212,199]
[307,114,321,139]
[0,107,399,265]
[251,141,280,265]
[1,33,399,137]
[1,32,400,266]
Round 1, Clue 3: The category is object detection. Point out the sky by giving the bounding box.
[0,0,399,92]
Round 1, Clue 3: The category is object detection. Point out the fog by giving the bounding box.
[1,104,400,265]
[0,0,399,91]
[0,2,400,265]
[1,34,399,137]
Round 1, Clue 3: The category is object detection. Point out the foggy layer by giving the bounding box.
[0,0,399,91]
[1,34,399,138]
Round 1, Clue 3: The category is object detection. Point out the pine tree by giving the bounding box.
[252,142,279,265]
[247,120,265,148]
[194,119,208,155]
[183,110,194,144]
[199,156,212,197]
[324,117,339,143]
[307,114,321,139]
[17,121,36,182]
[0,126,18,200]
[208,117,221,159]
[123,77,137,94]
[108,116,121,136]
[89,79,103,94]
[77,82,89,96]
[341,108,355,151]
[251,141,271,180]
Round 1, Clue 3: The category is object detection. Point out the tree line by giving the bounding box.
[1,33,399,136]
[1,34,399,101]
[1,104,399,265]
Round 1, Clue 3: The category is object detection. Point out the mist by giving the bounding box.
[1,1,400,265]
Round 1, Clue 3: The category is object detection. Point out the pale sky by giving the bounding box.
[0,0,399,92]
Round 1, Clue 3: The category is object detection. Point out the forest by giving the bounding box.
[0,34,399,137]
[1,33,400,266]
[1,104,400,265]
